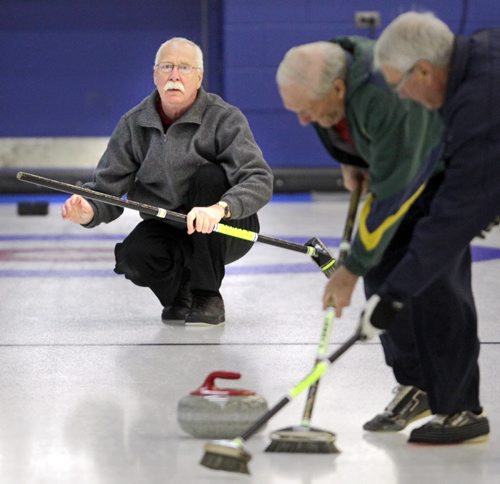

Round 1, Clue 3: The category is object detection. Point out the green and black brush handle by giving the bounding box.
[301,184,361,423]
[16,171,336,277]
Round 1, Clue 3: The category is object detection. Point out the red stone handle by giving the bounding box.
[191,371,255,396]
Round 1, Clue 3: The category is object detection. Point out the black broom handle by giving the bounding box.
[240,330,361,442]
[301,184,362,421]
[16,171,321,257]
[337,184,362,265]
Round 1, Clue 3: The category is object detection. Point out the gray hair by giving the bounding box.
[276,42,347,99]
[374,12,454,72]
[154,37,204,70]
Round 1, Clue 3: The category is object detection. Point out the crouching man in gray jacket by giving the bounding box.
[62,37,273,326]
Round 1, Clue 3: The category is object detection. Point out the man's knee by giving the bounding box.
[114,241,149,282]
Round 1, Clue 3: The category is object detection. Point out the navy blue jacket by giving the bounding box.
[382,28,500,299]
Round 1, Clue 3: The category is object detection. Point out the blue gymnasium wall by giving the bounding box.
[2,0,499,169]
[0,0,203,136]
[223,0,500,168]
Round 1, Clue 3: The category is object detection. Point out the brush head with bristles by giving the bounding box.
[266,439,339,453]
[265,426,340,454]
[200,439,251,475]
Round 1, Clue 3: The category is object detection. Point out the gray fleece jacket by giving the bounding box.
[84,88,273,226]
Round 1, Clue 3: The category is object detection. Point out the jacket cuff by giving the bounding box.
[343,255,370,277]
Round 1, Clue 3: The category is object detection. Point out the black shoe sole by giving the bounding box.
[408,420,490,444]
[185,320,225,327]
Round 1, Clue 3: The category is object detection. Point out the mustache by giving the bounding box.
[164,81,185,92]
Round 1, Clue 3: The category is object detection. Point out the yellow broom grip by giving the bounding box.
[288,361,329,399]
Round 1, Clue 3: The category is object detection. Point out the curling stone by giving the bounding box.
[177,371,269,439]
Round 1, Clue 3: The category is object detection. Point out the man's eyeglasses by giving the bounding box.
[155,62,201,75]
[395,65,416,93]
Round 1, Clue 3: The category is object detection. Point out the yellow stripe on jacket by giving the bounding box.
[359,183,427,251]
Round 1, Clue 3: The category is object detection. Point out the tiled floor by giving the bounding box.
[1,193,499,483]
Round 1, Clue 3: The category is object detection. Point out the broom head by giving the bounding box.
[265,425,340,453]
[200,438,252,474]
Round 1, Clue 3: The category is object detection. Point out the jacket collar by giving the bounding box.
[137,87,208,129]
[440,36,467,119]
[331,36,381,101]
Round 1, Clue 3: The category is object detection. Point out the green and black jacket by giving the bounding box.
[314,36,444,276]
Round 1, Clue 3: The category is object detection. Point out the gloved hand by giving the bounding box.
[358,294,404,341]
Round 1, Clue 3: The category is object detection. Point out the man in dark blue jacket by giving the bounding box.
[360,11,500,444]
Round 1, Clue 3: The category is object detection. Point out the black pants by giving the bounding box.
[114,164,259,307]
[364,175,481,414]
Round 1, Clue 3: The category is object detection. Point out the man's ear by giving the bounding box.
[196,71,204,89]
[333,78,346,100]
[153,69,159,89]
[414,60,435,86]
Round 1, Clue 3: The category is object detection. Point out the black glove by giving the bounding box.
[358,294,404,341]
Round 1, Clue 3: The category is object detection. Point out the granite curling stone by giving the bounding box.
[177,370,269,439]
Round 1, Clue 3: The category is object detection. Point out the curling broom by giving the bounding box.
[16,171,336,277]
[264,184,361,454]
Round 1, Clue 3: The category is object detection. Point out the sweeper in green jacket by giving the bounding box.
[277,36,445,435]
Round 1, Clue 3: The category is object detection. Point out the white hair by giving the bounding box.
[154,37,204,69]
[374,11,454,72]
[276,42,347,99]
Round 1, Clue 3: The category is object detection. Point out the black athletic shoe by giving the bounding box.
[185,295,225,326]
[408,411,490,444]
[161,304,191,322]
[363,385,431,431]
[161,276,192,323]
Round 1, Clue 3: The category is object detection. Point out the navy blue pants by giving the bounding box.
[364,175,481,415]
[114,164,259,307]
